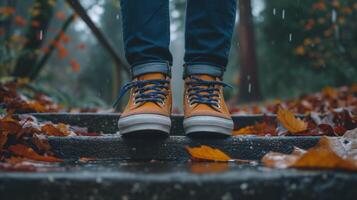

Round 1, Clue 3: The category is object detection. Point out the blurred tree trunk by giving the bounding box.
[237,0,261,102]
[13,0,56,78]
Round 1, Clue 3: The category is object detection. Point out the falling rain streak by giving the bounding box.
[39,30,43,40]
[282,9,285,19]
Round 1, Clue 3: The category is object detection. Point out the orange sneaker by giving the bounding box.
[115,73,172,136]
[183,75,233,136]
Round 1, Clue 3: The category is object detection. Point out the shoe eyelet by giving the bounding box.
[159,100,165,105]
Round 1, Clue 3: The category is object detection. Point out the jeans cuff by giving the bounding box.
[131,62,171,78]
[183,64,224,78]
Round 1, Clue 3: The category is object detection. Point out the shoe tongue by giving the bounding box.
[138,73,165,81]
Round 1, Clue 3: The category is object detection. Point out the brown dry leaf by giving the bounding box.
[78,157,96,163]
[9,144,63,162]
[41,123,74,136]
[262,147,305,168]
[185,145,232,162]
[32,134,51,152]
[0,132,8,151]
[277,107,308,133]
[262,136,357,171]
[233,122,276,136]
[322,86,338,99]
[0,117,23,135]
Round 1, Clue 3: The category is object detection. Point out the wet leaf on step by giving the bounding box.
[186,145,232,162]
[277,107,308,133]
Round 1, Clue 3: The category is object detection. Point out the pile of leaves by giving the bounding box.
[233,107,357,136]
[186,128,357,171]
[0,113,98,171]
[231,85,357,115]
[0,79,110,113]
[0,80,63,113]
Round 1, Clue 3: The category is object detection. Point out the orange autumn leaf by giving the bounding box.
[322,86,338,99]
[76,43,86,49]
[9,144,63,162]
[0,28,5,36]
[70,59,80,72]
[31,20,40,28]
[0,132,8,151]
[277,107,308,133]
[0,117,23,135]
[312,2,327,10]
[55,11,66,20]
[0,7,16,16]
[59,32,71,43]
[233,122,276,136]
[262,136,357,171]
[41,123,72,136]
[185,145,232,162]
[14,16,26,26]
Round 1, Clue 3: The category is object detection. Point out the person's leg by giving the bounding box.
[118,0,172,136]
[184,0,237,78]
[121,0,172,77]
[183,0,236,136]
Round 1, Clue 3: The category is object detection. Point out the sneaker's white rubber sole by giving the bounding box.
[183,116,234,136]
[118,114,171,135]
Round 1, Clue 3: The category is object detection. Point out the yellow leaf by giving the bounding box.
[277,107,308,133]
[185,145,232,162]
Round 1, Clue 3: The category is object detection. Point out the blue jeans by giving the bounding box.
[120,0,237,78]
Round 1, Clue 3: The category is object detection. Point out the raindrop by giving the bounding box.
[96,177,102,183]
[116,14,120,20]
[289,33,292,42]
[240,183,248,190]
[331,9,337,23]
[282,9,286,19]
[248,83,252,94]
[221,192,233,200]
[273,8,276,15]
[247,75,251,81]
[47,176,54,182]
[39,30,43,40]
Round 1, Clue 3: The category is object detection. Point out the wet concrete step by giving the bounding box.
[30,113,281,134]
[49,135,319,160]
[1,161,356,200]
[2,113,350,200]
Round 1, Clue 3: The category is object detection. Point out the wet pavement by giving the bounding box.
[1,113,355,199]
[1,160,357,200]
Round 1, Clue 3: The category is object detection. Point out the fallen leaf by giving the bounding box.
[0,132,8,151]
[233,122,276,136]
[41,123,74,136]
[9,144,63,162]
[185,145,232,162]
[277,107,308,133]
[0,117,22,135]
[32,134,51,152]
[262,136,357,171]
[78,157,96,163]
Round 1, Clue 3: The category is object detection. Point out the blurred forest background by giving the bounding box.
[1,0,356,112]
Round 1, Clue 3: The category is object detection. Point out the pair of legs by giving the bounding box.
[117,0,237,136]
